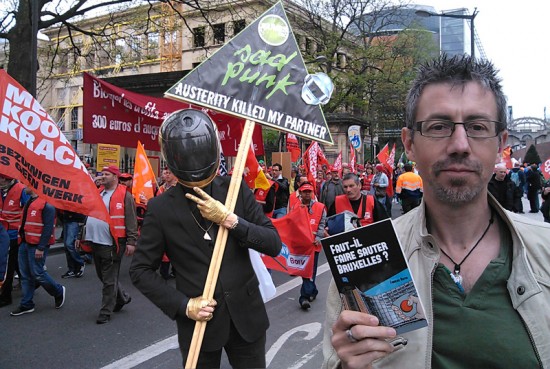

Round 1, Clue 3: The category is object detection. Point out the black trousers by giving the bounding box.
[181,320,266,369]
[0,239,20,301]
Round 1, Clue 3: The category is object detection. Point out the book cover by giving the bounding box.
[321,218,427,334]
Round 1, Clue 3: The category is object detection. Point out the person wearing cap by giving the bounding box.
[80,165,138,324]
[119,172,134,191]
[320,166,344,213]
[130,109,281,367]
[290,182,326,310]
[0,174,31,308]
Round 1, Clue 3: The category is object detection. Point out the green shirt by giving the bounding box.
[432,217,541,368]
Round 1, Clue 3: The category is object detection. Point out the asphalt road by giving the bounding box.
[1,196,544,368]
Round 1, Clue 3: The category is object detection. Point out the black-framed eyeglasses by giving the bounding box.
[415,119,503,138]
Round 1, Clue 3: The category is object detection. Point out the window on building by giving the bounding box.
[83,51,95,70]
[70,108,79,130]
[212,23,225,45]
[193,27,205,47]
[57,108,66,130]
[58,53,69,73]
[129,35,142,60]
[192,62,201,69]
[147,32,159,58]
[233,20,246,36]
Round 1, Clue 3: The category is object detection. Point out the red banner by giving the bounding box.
[82,72,264,156]
[261,206,315,278]
[0,70,110,223]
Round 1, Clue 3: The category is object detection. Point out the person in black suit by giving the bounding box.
[129,110,282,368]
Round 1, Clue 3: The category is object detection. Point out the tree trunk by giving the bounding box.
[6,0,34,93]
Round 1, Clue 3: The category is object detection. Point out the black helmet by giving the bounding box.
[159,109,220,188]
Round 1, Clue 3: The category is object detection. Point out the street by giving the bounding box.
[0,196,544,368]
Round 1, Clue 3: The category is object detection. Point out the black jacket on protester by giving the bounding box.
[488,174,515,211]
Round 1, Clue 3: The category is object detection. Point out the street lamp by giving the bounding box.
[416,8,478,59]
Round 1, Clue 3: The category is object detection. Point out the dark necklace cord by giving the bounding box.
[439,210,494,275]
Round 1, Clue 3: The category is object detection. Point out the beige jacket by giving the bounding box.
[323,195,550,369]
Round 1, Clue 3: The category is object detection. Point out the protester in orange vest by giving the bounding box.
[290,182,327,310]
[10,188,65,316]
[0,174,30,308]
[328,173,389,233]
[396,163,423,213]
[79,165,138,324]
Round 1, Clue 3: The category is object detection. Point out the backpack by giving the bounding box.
[510,171,520,187]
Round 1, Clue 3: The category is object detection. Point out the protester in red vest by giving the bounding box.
[79,165,138,324]
[290,182,326,310]
[328,173,389,232]
[0,174,30,308]
[10,188,65,316]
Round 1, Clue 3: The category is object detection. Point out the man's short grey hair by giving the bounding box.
[342,173,360,185]
[405,54,507,135]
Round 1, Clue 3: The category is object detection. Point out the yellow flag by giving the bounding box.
[132,141,157,203]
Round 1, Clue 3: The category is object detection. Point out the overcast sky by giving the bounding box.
[409,0,549,121]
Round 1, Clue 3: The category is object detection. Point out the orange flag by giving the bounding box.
[0,70,110,223]
[132,141,157,203]
[244,145,270,190]
[501,146,513,169]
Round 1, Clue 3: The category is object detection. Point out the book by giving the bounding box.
[321,218,427,334]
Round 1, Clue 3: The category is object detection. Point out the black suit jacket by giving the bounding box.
[130,176,282,352]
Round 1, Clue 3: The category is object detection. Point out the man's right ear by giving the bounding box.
[401,127,416,162]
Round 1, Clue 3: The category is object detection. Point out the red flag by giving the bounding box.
[132,141,157,203]
[0,70,110,224]
[377,143,390,168]
[376,143,395,197]
[333,151,342,176]
[260,206,315,278]
[389,143,396,169]
[349,143,356,173]
[244,145,270,190]
[317,145,330,169]
[302,142,318,190]
[501,146,513,169]
[286,133,301,162]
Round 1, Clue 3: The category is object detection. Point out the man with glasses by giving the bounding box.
[323,55,550,369]
[271,163,290,219]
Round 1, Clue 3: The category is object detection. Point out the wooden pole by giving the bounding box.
[185,119,256,368]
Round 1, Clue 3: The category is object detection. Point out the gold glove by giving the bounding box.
[185,187,231,225]
[186,296,217,321]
